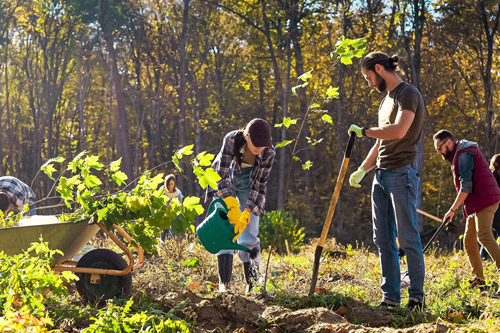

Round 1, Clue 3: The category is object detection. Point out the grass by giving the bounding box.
[17,234,500,331]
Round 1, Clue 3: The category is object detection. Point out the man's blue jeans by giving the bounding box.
[372,163,425,303]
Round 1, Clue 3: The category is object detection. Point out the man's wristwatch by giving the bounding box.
[362,127,369,137]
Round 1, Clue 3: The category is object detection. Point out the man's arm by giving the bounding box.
[443,152,474,223]
[360,139,381,173]
[364,109,415,140]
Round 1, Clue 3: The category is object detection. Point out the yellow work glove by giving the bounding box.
[223,196,241,225]
[349,166,366,188]
[232,210,250,242]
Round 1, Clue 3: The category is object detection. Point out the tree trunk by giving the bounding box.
[99,0,133,180]
[261,0,285,209]
[289,0,315,223]
[402,0,426,231]
[177,0,190,190]
[478,0,499,156]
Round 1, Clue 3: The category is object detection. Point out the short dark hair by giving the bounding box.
[0,192,10,213]
[433,130,455,142]
[361,52,399,72]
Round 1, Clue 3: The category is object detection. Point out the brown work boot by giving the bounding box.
[469,277,487,291]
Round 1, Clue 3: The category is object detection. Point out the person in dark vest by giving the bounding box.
[480,153,500,260]
[433,130,500,289]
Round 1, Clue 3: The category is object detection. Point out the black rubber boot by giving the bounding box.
[243,261,259,293]
[217,254,233,292]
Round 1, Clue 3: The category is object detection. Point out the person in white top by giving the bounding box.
[164,174,184,202]
[161,174,184,241]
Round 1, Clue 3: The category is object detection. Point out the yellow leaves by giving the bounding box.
[126,196,147,212]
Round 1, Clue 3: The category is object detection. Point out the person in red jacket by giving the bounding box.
[433,130,500,289]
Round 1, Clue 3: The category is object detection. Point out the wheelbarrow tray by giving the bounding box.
[0,216,100,265]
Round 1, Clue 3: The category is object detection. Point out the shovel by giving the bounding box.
[417,209,451,253]
[309,133,356,295]
[401,209,451,279]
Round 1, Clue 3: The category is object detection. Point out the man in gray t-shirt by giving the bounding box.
[347,52,425,311]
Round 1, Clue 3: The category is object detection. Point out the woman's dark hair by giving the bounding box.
[164,174,177,192]
[490,153,500,172]
[233,130,246,170]
[0,192,10,213]
[361,52,399,72]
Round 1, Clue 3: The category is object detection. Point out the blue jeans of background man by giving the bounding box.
[372,163,425,304]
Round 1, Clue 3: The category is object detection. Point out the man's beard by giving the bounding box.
[374,72,387,92]
[440,147,452,160]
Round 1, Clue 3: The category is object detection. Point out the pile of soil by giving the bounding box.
[154,290,460,332]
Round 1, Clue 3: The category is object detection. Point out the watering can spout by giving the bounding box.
[196,198,252,254]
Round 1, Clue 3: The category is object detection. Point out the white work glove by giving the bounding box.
[349,166,366,188]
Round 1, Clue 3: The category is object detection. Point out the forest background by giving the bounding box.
[0,0,499,248]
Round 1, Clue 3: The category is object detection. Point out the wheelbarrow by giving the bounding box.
[196,198,259,259]
[0,215,144,303]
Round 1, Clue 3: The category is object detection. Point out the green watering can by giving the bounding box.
[197,198,258,258]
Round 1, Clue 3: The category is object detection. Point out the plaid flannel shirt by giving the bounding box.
[207,130,275,216]
[0,176,36,213]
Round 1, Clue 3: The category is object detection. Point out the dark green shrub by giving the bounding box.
[260,211,305,254]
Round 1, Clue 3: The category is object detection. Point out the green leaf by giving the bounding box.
[196,152,215,167]
[298,69,313,82]
[67,175,81,186]
[84,175,102,188]
[275,117,298,128]
[309,103,320,110]
[41,163,58,181]
[175,144,194,159]
[275,139,295,148]
[173,156,183,172]
[340,55,353,65]
[183,196,204,215]
[112,171,128,186]
[110,158,122,172]
[85,155,104,170]
[182,257,199,268]
[198,168,221,190]
[306,137,324,146]
[326,86,339,100]
[302,161,313,170]
[322,114,333,124]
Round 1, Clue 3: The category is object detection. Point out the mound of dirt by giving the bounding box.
[153,290,461,332]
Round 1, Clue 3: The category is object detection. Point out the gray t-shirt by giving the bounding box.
[377,82,424,170]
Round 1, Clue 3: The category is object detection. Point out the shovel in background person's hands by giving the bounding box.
[401,209,451,280]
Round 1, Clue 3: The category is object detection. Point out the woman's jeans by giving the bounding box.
[217,166,260,263]
[372,164,425,303]
[216,208,260,263]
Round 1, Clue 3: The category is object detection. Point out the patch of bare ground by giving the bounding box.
[150,289,463,332]
[129,236,499,332]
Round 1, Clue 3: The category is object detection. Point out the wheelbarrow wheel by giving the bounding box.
[76,249,132,304]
